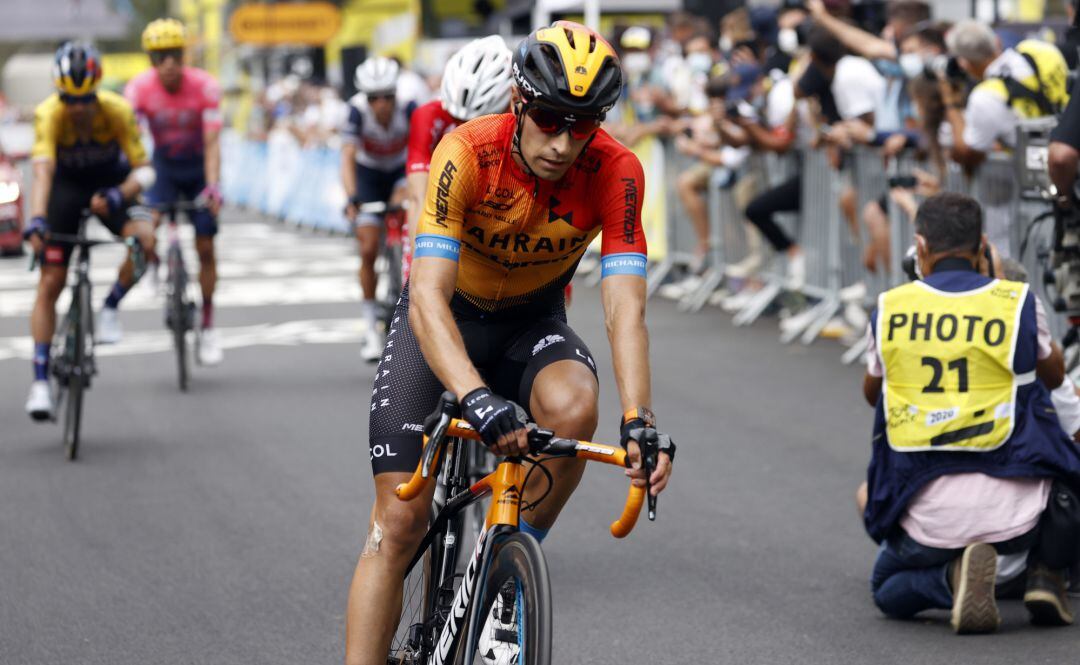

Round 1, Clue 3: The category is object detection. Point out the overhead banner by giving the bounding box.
[229,2,341,46]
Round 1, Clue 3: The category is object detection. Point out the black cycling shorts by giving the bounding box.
[43,177,133,266]
[368,293,598,475]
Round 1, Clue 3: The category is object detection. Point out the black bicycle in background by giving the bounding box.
[30,209,144,460]
[148,199,206,392]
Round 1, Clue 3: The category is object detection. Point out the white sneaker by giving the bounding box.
[725,253,764,280]
[198,328,224,366]
[479,581,520,665]
[97,307,122,344]
[839,281,867,304]
[361,327,385,363]
[26,380,54,421]
[721,287,759,313]
[785,253,806,291]
[779,306,818,335]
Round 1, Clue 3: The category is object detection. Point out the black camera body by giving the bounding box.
[1017,116,1080,314]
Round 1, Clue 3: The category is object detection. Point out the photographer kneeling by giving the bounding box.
[861,193,1080,633]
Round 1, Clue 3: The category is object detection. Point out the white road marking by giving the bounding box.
[0,318,369,362]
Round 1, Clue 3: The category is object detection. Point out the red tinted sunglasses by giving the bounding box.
[525,105,603,140]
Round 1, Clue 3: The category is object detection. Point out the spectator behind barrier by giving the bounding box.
[942,19,1069,170]
[861,192,1080,633]
[605,26,677,147]
[673,74,754,275]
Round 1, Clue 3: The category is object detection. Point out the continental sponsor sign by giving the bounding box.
[229,2,341,46]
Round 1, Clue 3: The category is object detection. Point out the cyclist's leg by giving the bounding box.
[103,185,159,312]
[30,180,84,379]
[353,164,394,315]
[177,170,219,329]
[494,318,600,531]
[346,299,445,665]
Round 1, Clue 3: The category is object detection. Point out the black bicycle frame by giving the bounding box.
[402,436,508,665]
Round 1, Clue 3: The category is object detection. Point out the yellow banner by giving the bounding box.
[229,2,341,46]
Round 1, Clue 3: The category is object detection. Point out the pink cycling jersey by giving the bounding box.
[125,67,222,160]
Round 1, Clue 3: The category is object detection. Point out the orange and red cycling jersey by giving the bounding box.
[413,113,647,317]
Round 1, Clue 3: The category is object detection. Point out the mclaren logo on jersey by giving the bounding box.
[465,225,588,254]
[434,160,459,228]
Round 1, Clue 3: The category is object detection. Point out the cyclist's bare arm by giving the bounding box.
[409,257,529,454]
[203,125,222,212]
[405,171,427,244]
[341,142,358,212]
[30,160,54,222]
[28,160,54,252]
[601,274,670,493]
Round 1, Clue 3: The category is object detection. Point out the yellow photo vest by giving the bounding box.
[878,279,1031,453]
[974,40,1070,119]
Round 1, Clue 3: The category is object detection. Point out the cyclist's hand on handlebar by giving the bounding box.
[24,216,48,255]
[621,410,675,496]
[344,195,361,223]
[462,387,529,456]
[199,184,223,216]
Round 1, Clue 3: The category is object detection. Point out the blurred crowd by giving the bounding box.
[233,1,1076,340]
[600,0,1073,338]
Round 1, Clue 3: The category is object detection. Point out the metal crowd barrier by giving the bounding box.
[657,138,1069,360]
[221,128,348,234]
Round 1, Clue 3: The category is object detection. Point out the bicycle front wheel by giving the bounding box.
[64,283,91,461]
[454,533,552,665]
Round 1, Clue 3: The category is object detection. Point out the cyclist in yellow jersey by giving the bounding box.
[23,42,157,421]
[345,23,674,665]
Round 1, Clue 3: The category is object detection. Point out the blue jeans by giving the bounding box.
[870,529,1038,619]
[870,533,957,619]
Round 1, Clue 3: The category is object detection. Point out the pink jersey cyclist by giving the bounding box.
[125,66,222,161]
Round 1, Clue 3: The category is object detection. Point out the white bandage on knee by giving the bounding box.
[361,521,384,558]
[132,165,156,191]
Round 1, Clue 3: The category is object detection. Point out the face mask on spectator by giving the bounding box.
[718,35,734,53]
[899,53,925,80]
[623,52,652,76]
[777,28,799,55]
[687,52,713,75]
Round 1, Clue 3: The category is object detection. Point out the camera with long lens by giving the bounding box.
[925,54,966,82]
[1016,116,1080,314]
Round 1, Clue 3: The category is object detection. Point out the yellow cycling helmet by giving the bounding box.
[142,18,187,52]
[53,41,103,97]
[512,20,622,115]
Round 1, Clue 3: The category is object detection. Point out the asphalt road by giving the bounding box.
[0,209,1076,664]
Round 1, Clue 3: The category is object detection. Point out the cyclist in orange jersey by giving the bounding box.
[344,22,674,665]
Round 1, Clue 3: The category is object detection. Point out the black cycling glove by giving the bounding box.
[620,407,676,464]
[462,387,527,450]
[100,187,125,219]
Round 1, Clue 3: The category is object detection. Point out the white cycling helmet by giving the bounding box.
[354,56,400,95]
[440,36,513,121]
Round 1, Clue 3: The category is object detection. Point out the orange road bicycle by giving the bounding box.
[387,392,660,665]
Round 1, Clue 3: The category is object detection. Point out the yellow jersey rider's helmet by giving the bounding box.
[512,20,622,117]
[53,41,103,98]
[142,18,187,52]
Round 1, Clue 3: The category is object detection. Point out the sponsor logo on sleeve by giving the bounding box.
[601,252,647,279]
[621,177,638,245]
[434,160,459,228]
